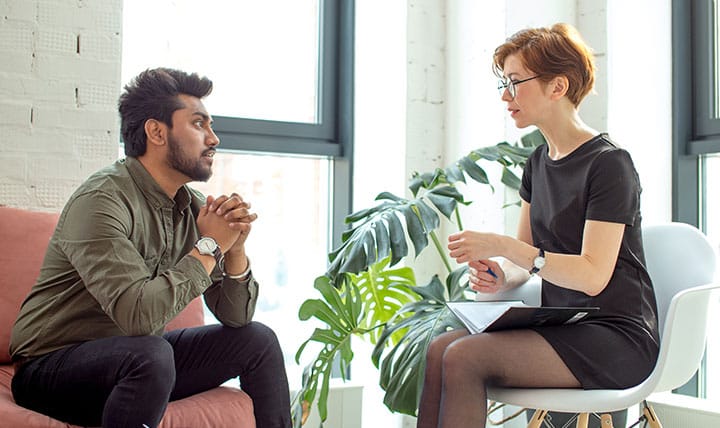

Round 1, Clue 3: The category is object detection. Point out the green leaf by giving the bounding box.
[371,275,470,415]
[500,167,522,190]
[294,131,541,424]
[401,205,430,256]
[292,277,365,425]
[425,186,466,219]
[385,213,408,265]
[356,258,420,344]
[520,128,547,148]
[458,157,491,185]
[444,164,466,184]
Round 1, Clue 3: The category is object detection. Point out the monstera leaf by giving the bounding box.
[356,257,420,345]
[293,130,546,425]
[326,135,541,283]
[371,266,470,415]
[293,276,365,426]
[292,258,422,426]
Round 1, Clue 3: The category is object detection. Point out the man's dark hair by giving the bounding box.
[119,68,213,157]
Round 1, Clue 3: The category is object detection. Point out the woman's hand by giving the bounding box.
[468,259,506,294]
[447,230,502,263]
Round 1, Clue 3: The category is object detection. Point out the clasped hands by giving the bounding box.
[447,230,505,294]
[197,193,256,273]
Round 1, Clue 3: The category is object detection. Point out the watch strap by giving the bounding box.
[212,246,225,272]
[529,247,545,275]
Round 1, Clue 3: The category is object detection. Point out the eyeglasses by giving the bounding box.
[497,75,540,99]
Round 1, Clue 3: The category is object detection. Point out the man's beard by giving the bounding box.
[166,133,213,182]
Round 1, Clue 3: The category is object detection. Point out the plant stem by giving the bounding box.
[430,230,453,273]
[454,207,464,231]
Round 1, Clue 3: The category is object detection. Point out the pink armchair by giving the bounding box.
[0,206,255,428]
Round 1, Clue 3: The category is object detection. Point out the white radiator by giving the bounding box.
[647,392,720,428]
[295,383,363,428]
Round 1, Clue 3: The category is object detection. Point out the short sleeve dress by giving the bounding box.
[518,133,660,389]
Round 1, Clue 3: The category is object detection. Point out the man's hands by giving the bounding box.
[196,193,257,275]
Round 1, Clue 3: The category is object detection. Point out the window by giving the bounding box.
[121,0,354,387]
[672,0,720,398]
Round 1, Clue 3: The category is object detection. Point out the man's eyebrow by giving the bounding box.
[192,112,213,123]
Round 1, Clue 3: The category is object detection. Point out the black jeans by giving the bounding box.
[11,322,291,428]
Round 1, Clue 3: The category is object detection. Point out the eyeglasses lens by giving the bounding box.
[498,80,515,98]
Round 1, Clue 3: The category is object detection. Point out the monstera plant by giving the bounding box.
[291,130,546,426]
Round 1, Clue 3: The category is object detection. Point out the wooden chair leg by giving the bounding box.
[642,402,663,428]
[575,413,589,428]
[526,409,548,428]
[600,413,614,427]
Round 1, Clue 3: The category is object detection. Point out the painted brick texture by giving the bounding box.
[0,0,122,211]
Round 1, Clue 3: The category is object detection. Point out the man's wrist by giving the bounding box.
[225,257,251,280]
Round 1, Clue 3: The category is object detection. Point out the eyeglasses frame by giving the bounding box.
[497,75,541,99]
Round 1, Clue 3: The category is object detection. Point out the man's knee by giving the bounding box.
[121,336,175,384]
[227,322,281,349]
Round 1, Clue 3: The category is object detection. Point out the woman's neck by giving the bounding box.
[537,108,598,160]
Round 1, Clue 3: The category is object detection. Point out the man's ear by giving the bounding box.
[549,76,570,100]
[144,119,167,147]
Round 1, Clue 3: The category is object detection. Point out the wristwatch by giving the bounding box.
[195,237,225,271]
[529,247,545,275]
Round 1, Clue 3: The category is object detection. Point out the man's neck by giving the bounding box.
[136,155,187,199]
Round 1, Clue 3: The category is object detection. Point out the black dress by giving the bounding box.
[519,133,660,389]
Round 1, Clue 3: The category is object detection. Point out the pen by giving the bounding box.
[486,267,498,279]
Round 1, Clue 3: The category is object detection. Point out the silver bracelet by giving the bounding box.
[225,258,251,280]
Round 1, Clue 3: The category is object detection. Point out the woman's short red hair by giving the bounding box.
[493,23,595,106]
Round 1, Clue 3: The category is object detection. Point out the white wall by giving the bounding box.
[0,0,121,210]
[606,0,672,225]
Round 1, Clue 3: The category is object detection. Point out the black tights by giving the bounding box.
[416,328,581,428]
[12,322,291,428]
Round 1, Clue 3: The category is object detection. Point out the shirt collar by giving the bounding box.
[124,157,192,211]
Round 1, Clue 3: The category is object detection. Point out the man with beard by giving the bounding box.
[9,68,291,428]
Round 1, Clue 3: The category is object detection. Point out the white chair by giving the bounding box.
[477,222,719,428]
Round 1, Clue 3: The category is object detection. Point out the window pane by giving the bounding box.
[189,152,331,387]
[702,154,720,399]
[715,0,720,118]
[121,0,320,123]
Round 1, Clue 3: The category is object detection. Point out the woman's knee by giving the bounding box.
[425,330,466,372]
[440,334,495,380]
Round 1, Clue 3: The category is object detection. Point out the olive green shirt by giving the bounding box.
[10,157,258,360]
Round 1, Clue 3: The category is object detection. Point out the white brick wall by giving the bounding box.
[0,0,121,211]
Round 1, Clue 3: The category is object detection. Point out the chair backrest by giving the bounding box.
[641,222,719,392]
[642,222,717,333]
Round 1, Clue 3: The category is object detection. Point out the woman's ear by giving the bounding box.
[549,76,570,100]
[144,119,166,147]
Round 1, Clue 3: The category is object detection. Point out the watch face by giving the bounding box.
[196,237,217,254]
[534,256,546,269]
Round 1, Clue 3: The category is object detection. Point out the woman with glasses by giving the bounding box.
[417,23,659,428]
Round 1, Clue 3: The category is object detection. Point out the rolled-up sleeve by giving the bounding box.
[203,272,259,327]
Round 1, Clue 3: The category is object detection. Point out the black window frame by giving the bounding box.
[173,0,355,248]
[672,0,720,397]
